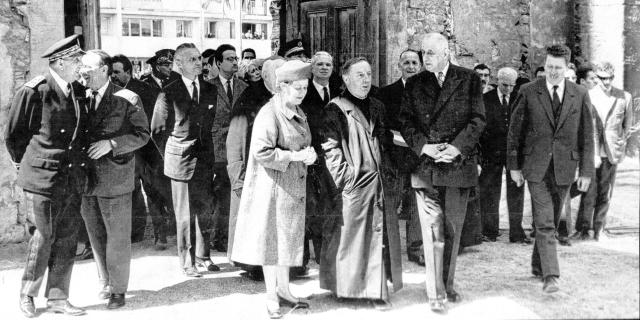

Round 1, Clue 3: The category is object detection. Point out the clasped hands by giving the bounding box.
[292,146,317,165]
[421,143,461,163]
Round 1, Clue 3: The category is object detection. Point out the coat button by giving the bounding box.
[80,163,85,167]
[300,175,305,179]
[300,197,305,203]
[375,226,382,232]
[68,164,73,168]
[60,129,66,133]
[68,146,73,150]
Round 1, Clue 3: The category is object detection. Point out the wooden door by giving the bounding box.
[300,0,358,68]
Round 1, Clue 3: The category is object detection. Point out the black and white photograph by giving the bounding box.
[0,0,639,319]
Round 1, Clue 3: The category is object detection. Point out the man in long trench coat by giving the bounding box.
[319,57,403,307]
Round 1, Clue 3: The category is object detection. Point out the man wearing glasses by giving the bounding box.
[573,61,635,241]
[210,44,248,254]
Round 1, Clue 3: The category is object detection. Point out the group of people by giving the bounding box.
[6,29,638,319]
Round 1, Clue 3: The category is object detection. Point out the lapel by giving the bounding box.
[308,79,323,104]
[277,95,308,136]
[432,65,462,117]
[93,82,116,126]
[339,96,374,134]
[213,76,232,108]
[555,81,578,132]
[232,77,246,106]
[534,79,556,127]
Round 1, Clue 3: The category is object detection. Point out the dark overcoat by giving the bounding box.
[319,93,403,300]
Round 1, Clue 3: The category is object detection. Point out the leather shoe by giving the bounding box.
[482,235,497,242]
[408,254,425,266]
[558,237,571,246]
[290,266,308,278]
[76,247,93,261]
[20,295,36,318]
[446,290,461,303]
[531,268,543,279]
[371,299,392,311]
[107,294,125,309]
[195,257,220,272]
[543,276,559,293]
[46,299,86,316]
[429,299,447,313]
[183,267,202,278]
[267,302,283,319]
[240,270,264,281]
[278,294,309,309]
[510,237,532,244]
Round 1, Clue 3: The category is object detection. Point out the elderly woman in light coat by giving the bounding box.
[231,60,316,319]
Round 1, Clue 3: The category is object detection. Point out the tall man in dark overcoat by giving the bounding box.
[507,44,594,293]
[398,32,485,312]
[79,50,150,309]
[5,34,89,317]
[151,43,220,277]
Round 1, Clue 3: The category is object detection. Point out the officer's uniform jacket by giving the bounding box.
[5,71,89,195]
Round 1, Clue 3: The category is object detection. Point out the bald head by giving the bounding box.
[419,33,450,73]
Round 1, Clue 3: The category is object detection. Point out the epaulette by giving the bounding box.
[24,75,46,89]
[114,88,140,105]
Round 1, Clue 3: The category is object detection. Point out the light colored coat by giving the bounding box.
[230,94,311,266]
[589,86,634,164]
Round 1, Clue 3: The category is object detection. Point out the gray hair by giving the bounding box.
[86,49,113,75]
[497,67,518,81]
[311,51,333,65]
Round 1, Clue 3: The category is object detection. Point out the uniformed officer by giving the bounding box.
[5,34,89,317]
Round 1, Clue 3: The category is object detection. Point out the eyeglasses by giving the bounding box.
[597,75,614,81]
[224,56,239,62]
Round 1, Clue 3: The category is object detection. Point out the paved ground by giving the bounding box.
[0,159,637,319]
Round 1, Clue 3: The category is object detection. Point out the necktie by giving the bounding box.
[552,85,561,118]
[91,91,99,110]
[502,94,508,108]
[323,86,329,105]
[192,81,198,104]
[226,79,233,103]
[437,72,445,87]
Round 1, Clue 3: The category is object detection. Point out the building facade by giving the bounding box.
[100,0,273,70]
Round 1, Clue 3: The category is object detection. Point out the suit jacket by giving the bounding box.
[124,77,164,170]
[377,78,421,173]
[507,78,594,185]
[84,83,150,196]
[151,77,217,181]
[209,75,248,164]
[300,78,341,153]
[399,64,486,188]
[589,86,634,164]
[5,73,90,195]
[480,88,518,164]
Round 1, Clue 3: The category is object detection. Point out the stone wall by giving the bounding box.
[0,0,65,244]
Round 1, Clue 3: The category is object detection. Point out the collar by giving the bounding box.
[312,79,329,97]
[181,75,199,89]
[86,80,109,98]
[276,93,306,121]
[151,74,163,87]
[546,79,565,97]
[496,87,509,101]
[49,68,70,97]
[401,78,407,87]
[435,61,450,78]
[219,74,233,85]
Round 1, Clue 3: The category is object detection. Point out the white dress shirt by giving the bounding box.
[181,75,200,102]
[49,68,70,97]
[546,79,565,102]
[219,74,233,96]
[313,79,330,100]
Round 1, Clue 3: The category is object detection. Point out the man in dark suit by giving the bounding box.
[151,43,220,277]
[78,50,150,309]
[479,67,530,244]
[209,44,248,253]
[5,34,88,317]
[399,32,485,312]
[111,54,173,250]
[297,51,341,275]
[143,49,177,91]
[377,49,424,264]
[507,44,594,293]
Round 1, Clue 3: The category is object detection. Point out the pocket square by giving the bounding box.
[208,104,214,109]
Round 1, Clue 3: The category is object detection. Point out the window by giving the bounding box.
[122,18,163,37]
[242,23,268,39]
[176,20,193,38]
[101,16,113,35]
[153,20,163,37]
[206,21,216,38]
[230,22,235,39]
